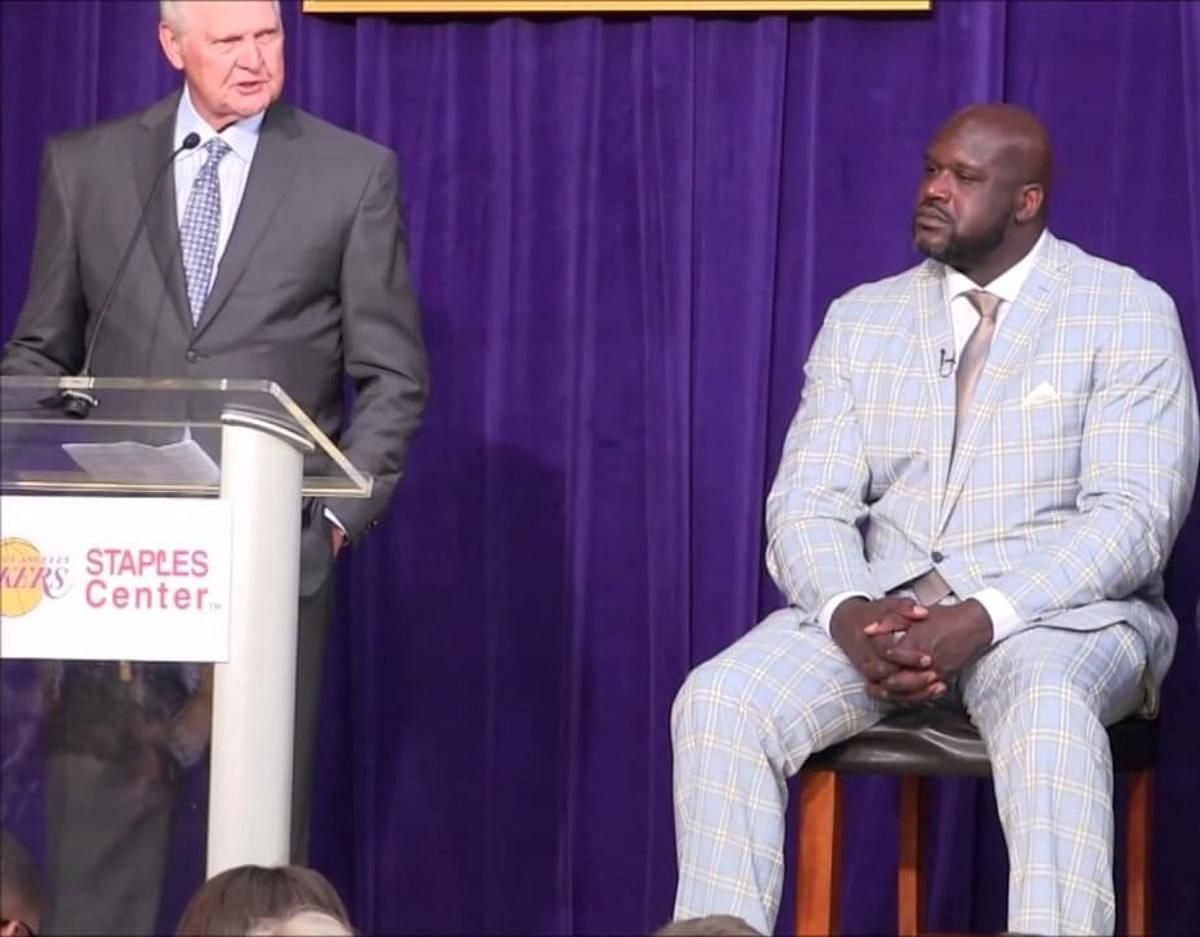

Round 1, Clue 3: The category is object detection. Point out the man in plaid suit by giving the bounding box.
[671,105,1199,935]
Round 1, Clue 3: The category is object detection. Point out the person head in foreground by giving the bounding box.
[248,909,353,936]
[669,101,1198,937]
[176,864,350,937]
[653,913,763,935]
[158,0,285,129]
[0,831,43,937]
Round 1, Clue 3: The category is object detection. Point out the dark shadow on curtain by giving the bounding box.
[311,436,576,936]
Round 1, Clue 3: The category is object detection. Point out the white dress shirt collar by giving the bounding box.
[174,83,265,163]
[943,228,1048,305]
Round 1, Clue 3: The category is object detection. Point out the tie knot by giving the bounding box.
[201,137,232,166]
[965,289,1000,321]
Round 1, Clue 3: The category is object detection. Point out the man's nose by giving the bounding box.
[922,170,951,202]
[235,38,265,70]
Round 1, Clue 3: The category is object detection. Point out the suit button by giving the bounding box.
[931,550,945,563]
[185,350,199,363]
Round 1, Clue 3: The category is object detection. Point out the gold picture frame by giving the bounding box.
[303,1,931,14]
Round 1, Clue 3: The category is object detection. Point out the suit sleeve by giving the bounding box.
[765,300,883,615]
[989,285,1199,627]
[323,149,430,540]
[1,138,88,376]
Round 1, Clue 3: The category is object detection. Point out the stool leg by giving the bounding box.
[898,776,923,936]
[797,771,842,936]
[1126,769,1153,936]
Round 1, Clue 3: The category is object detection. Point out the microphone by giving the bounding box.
[58,131,203,419]
[938,348,956,378]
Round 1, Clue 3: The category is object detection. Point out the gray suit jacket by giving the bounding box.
[2,91,429,593]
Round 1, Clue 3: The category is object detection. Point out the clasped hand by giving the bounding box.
[829,596,994,703]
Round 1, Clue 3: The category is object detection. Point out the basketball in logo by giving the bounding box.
[0,538,48,617]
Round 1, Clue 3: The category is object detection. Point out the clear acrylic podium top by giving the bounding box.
[0,376,372,498]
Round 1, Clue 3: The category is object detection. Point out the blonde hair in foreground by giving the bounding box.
[247,909,354,936]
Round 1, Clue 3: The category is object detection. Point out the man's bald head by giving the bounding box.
[913,103,1054,283]
[939,103,1053,211]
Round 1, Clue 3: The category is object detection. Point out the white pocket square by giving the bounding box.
[1021,381,1060,408]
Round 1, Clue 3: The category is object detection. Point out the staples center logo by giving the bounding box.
[0,538,72,618]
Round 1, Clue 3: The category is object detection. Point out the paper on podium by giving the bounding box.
[62,437,221,485]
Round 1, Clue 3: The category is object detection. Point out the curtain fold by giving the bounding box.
[2,1,1197,933]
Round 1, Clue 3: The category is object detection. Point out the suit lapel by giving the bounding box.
[133,92,192,334]
[912,262,958,523]
[192,102,302,338]
[936,234,1070,531]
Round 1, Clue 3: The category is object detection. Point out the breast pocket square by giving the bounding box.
[1021,381,1060,408]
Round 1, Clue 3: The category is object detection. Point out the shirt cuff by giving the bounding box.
[323,508,348,536]
[971,587,1024,644]
[817,591,873,635]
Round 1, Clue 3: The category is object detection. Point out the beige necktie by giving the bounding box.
[909,289,1001,607]
[954,289,1001,439]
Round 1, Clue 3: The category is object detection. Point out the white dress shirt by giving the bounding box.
[817,230,1048,643]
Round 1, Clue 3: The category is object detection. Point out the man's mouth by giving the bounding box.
[915,208,951,229]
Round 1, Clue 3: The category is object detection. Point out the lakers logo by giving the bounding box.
[0,538,70,617]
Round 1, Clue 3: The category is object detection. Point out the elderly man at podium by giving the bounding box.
[0,0,428,932]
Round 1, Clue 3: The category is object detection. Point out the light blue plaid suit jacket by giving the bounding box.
[766,233,1199,693]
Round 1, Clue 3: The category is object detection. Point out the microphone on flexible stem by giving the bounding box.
[58,131,203,419]
[938,348,956,378]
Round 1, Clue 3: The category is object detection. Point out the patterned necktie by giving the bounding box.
[954,289,1001,440]
[179,138,232,324]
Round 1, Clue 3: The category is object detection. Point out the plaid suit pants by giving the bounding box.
[671,608,1146,935]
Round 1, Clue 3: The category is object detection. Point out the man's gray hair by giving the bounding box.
[160,0,282,33]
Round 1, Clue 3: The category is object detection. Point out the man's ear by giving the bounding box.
[1015,183,1044,224]
[158,21,185,72]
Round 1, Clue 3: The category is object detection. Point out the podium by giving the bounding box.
[0,375,371,878]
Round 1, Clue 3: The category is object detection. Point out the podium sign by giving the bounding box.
[1,376,372,874]
[0,496,232,661]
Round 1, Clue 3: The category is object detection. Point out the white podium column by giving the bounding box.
[207,412,311,876]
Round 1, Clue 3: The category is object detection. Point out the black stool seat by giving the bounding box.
[802,708,1158,778]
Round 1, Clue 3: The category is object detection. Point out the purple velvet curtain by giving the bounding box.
[2,0,1198,934]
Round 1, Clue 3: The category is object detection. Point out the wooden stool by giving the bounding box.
[794,708,1157,936]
